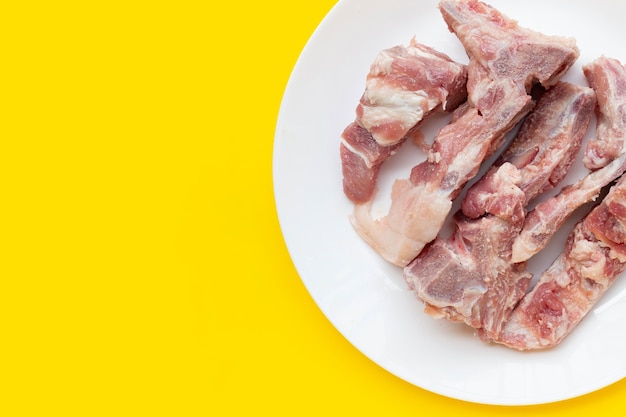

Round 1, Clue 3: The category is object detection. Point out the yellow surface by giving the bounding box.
[2,0,625,415]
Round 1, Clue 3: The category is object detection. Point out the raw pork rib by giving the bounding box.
[340,40,468,203]
[583,56,626,170]
[352,87,532,266]
[512,57,626,263]
[350,0,579,266]
[403,82,595,339]
[439,1,577,97]
[341,124,404,203]
[355,40,468,147]
[462,85,595,218]
[511,155,626,263]
[495,174,626,350]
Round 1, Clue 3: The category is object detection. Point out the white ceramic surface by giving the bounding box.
[273,0,626,405]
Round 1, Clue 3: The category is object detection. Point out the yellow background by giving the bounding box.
[1,0,624,415]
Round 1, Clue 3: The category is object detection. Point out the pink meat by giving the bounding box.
[513,56,626,263]
[496,176,626,350]
[351,0,579,266]
[340,39,467,204]
[356,40,468,146]
[352,85,532,266]
[405,161,532,337]
[403,82,595,339]
[583,56,626,170]
[511,155,626,263]
[340,123,403,203]
[463,83,595,220]
[439,0,578,95]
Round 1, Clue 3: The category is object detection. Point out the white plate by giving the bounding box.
[273,0,626,405]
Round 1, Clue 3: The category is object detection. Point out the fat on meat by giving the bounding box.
[583,56,626,170]
[350,0,579,266]
[403,82,595,339]
[510,155,626,263]
[352,84,532,266]
[340,39,468,203]
[355,40,468,146]
[439,0,578,97]
[463,84,596,219]
[512,56,626,263]
[495,174,626,350]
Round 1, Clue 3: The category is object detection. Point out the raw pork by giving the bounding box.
[352,87,532,266]
[512,57,626,263]
[439,0,578,96]
[404,82,595,339]
[350,0,579,266]
[340,40,467,203]
[496,174,626,350]
[583,56,626,170]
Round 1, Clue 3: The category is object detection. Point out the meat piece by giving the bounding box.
[463,83,596,220]
[341,39,468,203]
[356,40,468,146]
[352,84,532,266]
[404,82,594,339]
[439,0,578,96]
[404,160,532,336]
[511,155,626,263]
[406,210,533,336]
[351,0,579,266]
[512,57,626,263]
[496,175,626,350]
[340,123,403,203]
[583,56,626,170]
